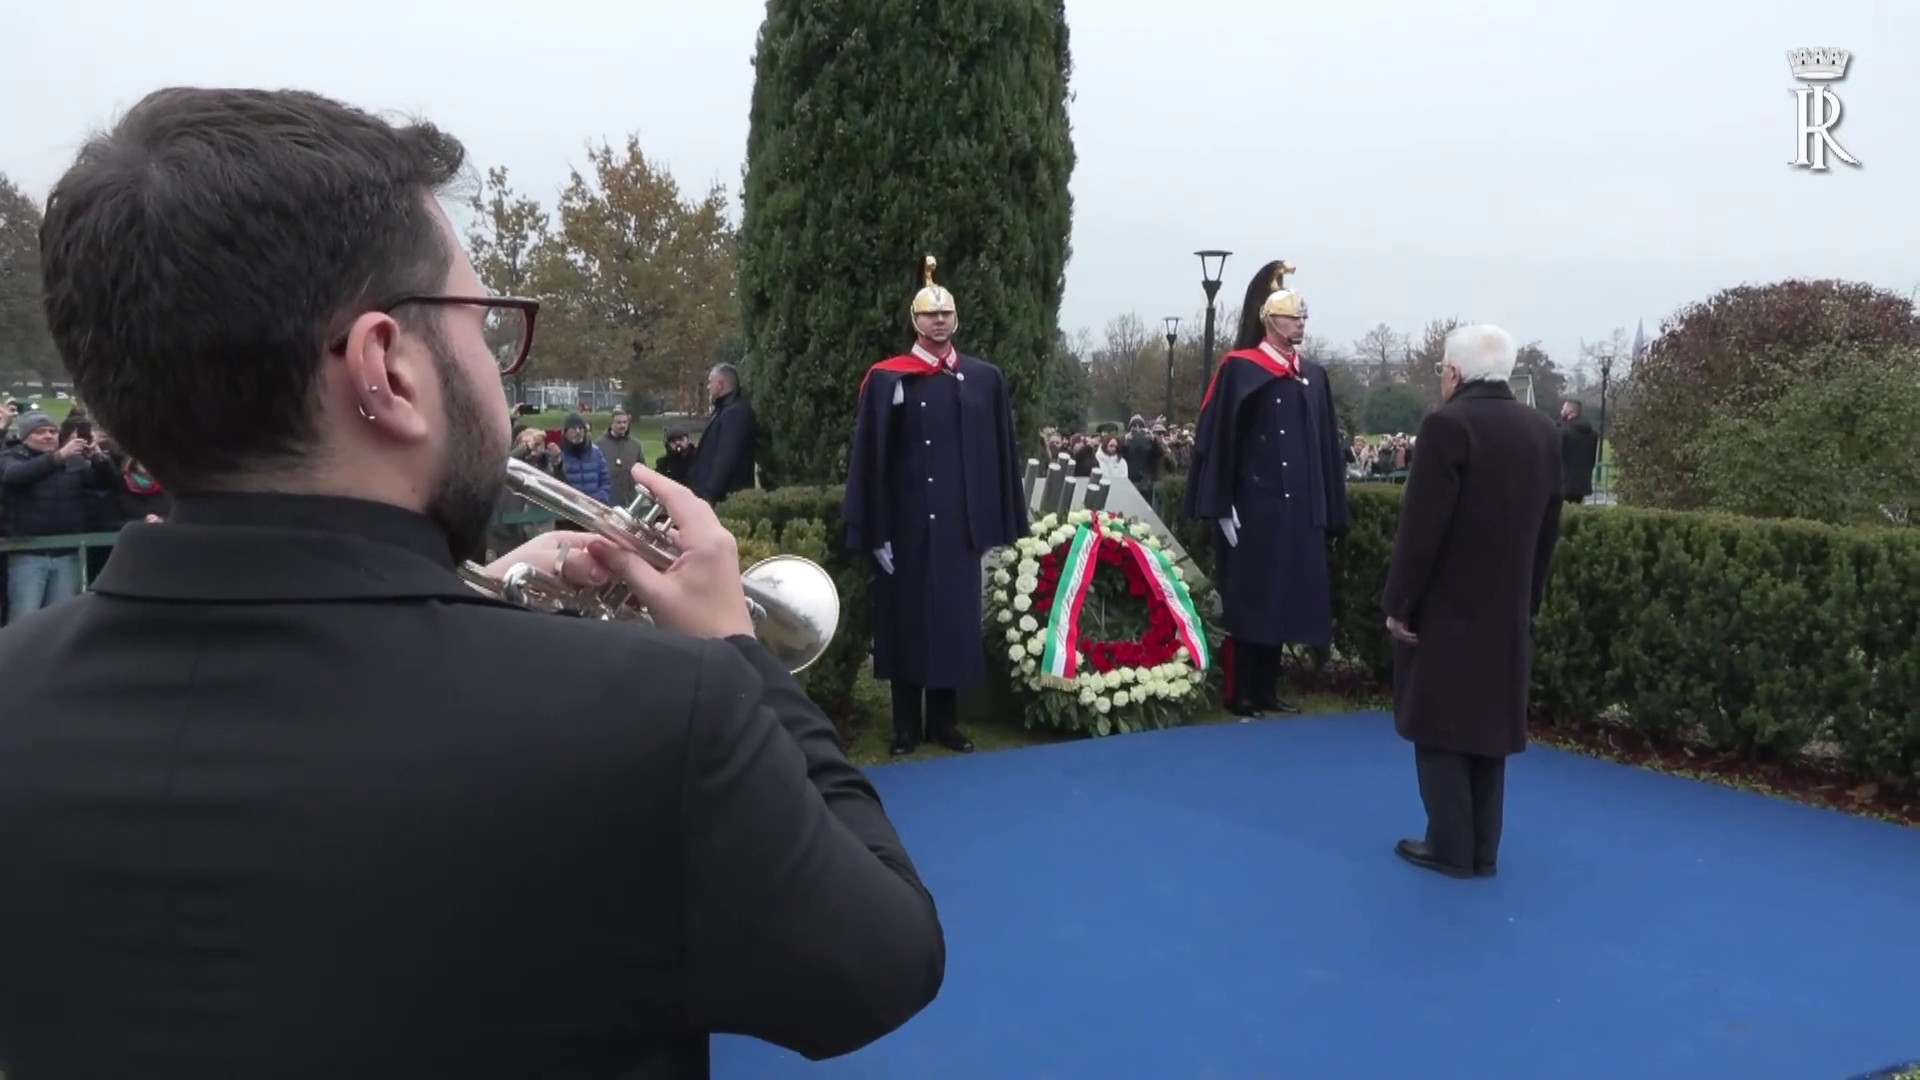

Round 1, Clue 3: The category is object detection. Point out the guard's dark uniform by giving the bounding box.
[843,258,1028,755]
[1184,267,1349,714]
[0,495,945,1078]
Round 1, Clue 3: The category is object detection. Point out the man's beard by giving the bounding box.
[424,349,506,565]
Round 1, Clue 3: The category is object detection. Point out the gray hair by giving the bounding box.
[1441,325,1517,385]
[709,363,739,390]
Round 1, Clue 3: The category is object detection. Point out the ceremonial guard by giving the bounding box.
[1183,260,1350,716]
[844,256,1029,756]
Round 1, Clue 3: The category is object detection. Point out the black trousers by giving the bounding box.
[1415,745,1506,871]
[890,681,959,742]
[1224,638,1281,706]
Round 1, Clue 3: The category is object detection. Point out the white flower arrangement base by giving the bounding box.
[984,509,1215,737]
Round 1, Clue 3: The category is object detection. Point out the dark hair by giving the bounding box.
[1231,260,1288,352]
[38,87,467,491]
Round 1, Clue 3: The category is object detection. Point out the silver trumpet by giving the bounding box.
[459,457,841,673]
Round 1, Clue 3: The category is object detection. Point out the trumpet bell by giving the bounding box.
[743,554,840,673]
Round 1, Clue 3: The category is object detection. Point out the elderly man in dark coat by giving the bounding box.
[1382,324,1564,879]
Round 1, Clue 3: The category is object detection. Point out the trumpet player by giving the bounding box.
[3,87,944,1079]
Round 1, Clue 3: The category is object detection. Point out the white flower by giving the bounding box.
[1145,536,1163,550]
[1021,658,1037,674]
[1094,696,1112,713]
[1006,627,1021,643]
[1026,637,1045,657]
[1013,595,1032,612]
[1017,558,1039,577]
[1113,690,1130,706]
[993,569,1012,586]
[1028,676,1045,690]
[1068,510,1092,526]
[998,609,1014,624]
[1177,647,1190,661]
[1015,576,1038,594]
[1078,688,1096,705]
[1040,513,1059,531]
[1008,644,1024,661]
[1018,614,1038,633]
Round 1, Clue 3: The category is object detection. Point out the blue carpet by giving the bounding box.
[712,713,1920,1079]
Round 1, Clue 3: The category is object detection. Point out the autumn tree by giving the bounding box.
[1351,323,1405,388]
[1086,313,1163,420]
[1402,318,1459,407]
[464,166,552,400]
[1512,341,1566,416]
[739,0,1075,484]
[1613,279,1920,510]
[0,173,58,383]
[1036,328,1091,430]
[538,138,737,411]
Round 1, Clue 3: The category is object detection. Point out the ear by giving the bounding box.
[337,312,432,443]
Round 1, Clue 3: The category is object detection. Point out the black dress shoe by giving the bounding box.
[889,736,918,757]
[1475,863,1497,877]
[1227,700,1264,718]
[930,728,974,753]
[1394,839,1474,879]
[1256,696,1302,715]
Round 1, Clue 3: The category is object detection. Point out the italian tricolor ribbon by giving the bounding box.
[1038,513,1210,680]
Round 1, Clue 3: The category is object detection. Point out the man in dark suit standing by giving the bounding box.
[1,87,944,1079]
[1382,324,1563,879]
[1557,398,1601,504]
[685,363,757,505]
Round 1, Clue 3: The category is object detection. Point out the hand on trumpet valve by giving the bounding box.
[483,530,612,593]
[583,462,756,641]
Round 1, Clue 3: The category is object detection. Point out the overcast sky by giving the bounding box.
[4,0,1910,375]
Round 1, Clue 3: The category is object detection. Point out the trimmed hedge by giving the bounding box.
[723,480,1920,786]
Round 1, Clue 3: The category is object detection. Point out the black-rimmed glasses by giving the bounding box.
[332,295,541,375]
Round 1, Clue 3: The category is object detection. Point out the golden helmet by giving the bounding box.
[1258,260,1307,319]
[911,255,956,315]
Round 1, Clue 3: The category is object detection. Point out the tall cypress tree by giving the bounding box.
[738,0,1075,485]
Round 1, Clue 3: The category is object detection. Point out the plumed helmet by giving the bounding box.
[1258,261,1306,319]
[910,255,956,315]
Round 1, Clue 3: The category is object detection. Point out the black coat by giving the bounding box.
[1383,381,1564,758]
[1183,349,1350,647]
[842,354,1027,689]
[685,391,757,505]
[0,495,944,1079]
[1558,415,1600,498]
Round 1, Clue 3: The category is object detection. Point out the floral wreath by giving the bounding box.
[987,510,1213,736]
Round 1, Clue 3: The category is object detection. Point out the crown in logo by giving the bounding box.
[1787,47,1850,80]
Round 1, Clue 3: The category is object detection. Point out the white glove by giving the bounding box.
[875,543,895,574]
[1220,506,1240,548]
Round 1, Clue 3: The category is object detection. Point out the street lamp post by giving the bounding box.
[1195,250,1231,400]
[1597,350,1613,494]
[1161,316,1180,420]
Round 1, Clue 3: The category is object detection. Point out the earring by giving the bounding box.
[358,406,376,421]
[368,385,379,393]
